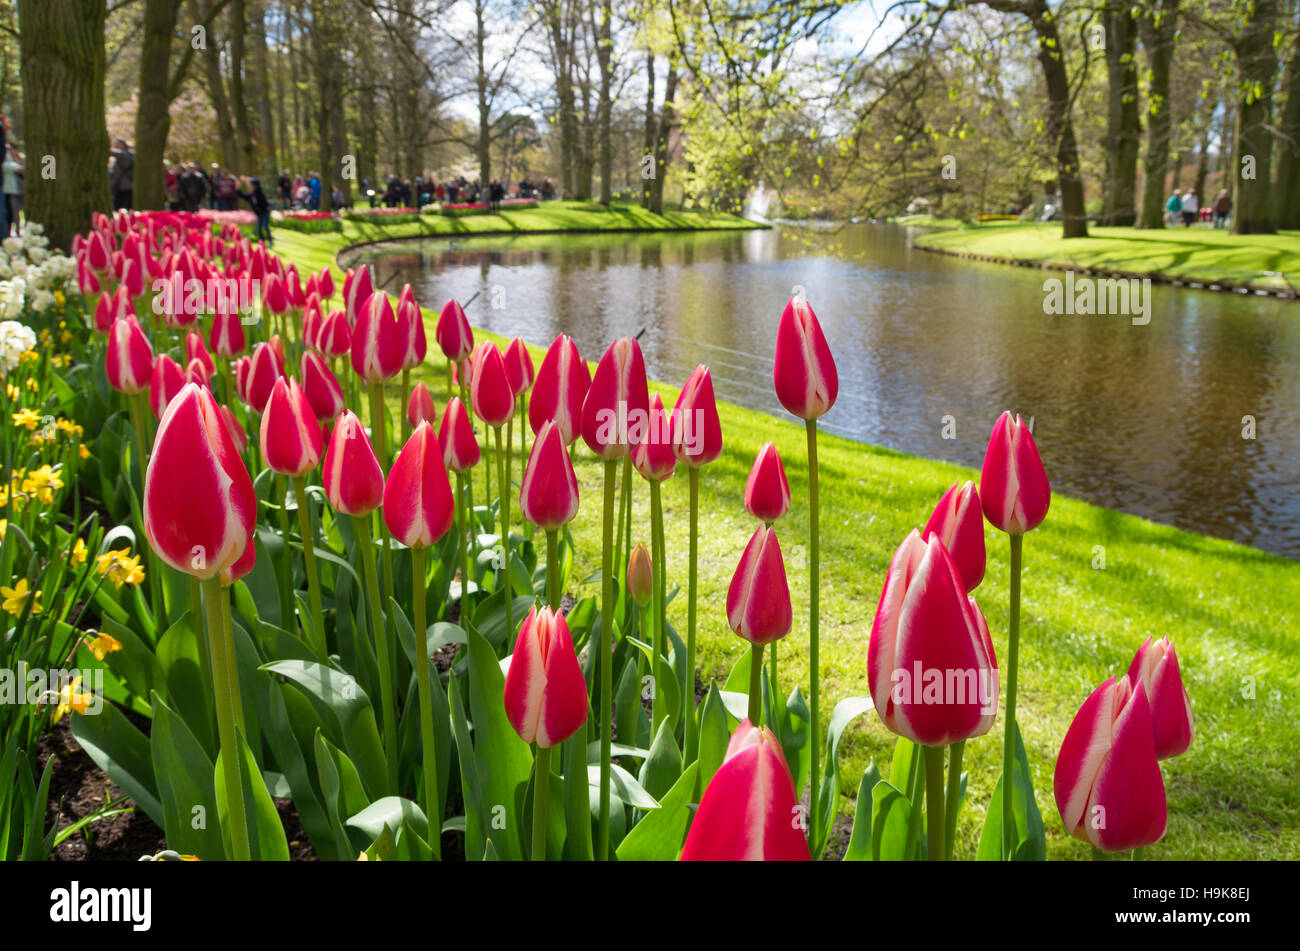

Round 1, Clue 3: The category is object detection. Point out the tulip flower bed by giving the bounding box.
[3,210,1296,864]
[273,212,343,235]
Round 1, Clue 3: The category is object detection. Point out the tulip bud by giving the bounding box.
[244,341,283,413]
[383,422,455,548]
[631,392,676,482]
[317,309,352,358]
[345,266,374,327]
[260,377,324,477]
[529,333,589,445]
[520,419,579,530]
[396,284,427,370]
[471,342,514,428]
[627,542,653,607]
[300,351,346,423]
[209,310,246,359]
[503,606,588,748]
[106,316,154,395]
[149,355,186,419]
[222,536,257,587]
[350,292,405,383]
[317,267,335,300]
[221,404,247,455]
[1054,676,1167,852]
[233,355,251,405]
[93,292,114,332]
[1126,638,1193,760]
[504,336,534,395]
[581,337,649,459]
[263,271,290,316]
[437,396,480,472]
[143,383,257,581]
[436,298,474,362]
[302,301,324,351]
[186,330,216,379]
[322,410,386,516]
[979,411,1050,535]
[185,358,210,388]
[744,442,790,523]
[680,720,810,861]
[921,481,985,592]
[866,530,999,747]
[122,257,145,298]
[773,296,838,421]
[671,365,723,467]
[268,334,287,375]
[407,381,438,429]
[726,525,792,644]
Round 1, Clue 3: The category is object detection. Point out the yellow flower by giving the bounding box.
[25,378,38,393]
[96,549,145,589]
[52,353,71,367]
[12,408,40,430]
[83,631,122,661]
[1,578,42,616]
[21,465,63,505]
[5,383,18,400]
[68,537,88,567]
[53,676,92,723]
[59,331,72,346]
[0,519,6,539]
[19,349,39,365]
[78,443,89,460]
[54,292,66,306]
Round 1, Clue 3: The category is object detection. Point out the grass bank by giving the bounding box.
[274,227,1300,861]
[913,220,1300,295]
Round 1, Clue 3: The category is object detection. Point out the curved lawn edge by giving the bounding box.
[271,226,1300,860]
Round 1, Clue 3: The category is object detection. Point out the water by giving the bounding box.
[349,223,1300,559]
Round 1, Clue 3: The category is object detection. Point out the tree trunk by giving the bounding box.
[230,0,256,170]
[134,0,181,211]
[1100,0,1140,226]
[18,0,110,248]
[641,49,655,209]
[1027,1,1087,237]
[249,0,276,171]
[193,0,238,171]
[1232,0,1278,234]
[1193,111,1211,211]
[475,0,491,188]
[596,0,613,204]
[651,63,678,214]
[1274,33,1300,229]
[1136,1,1178,229]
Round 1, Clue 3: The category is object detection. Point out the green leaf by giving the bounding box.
[812,696,872,858]
[616,762,699,861]
[591,762,661,811]
[70,701,164,828]
[637,718,683,804]
[562,732,594,860]
[315,731,371,859]
[843,764,881,861]
[213,729,289,861]
[695,682,729,798]
[871,780,912,861]
[155,612,216,756]
[976,721,1046,861]
[149,692,224,860]
[347,796,431,845]
[625,636,681,740]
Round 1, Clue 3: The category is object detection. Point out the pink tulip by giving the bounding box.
[520,420,579,530]
[222,532,257,586]
[317,267,335,300]
[396,284,427,370]
[143,383,256,581]
[184,358,210,388]
[322,410,385,516]
[437,396,480,472]
[631,392,676,482]
[383,422,455,549]
[1054,676,1167,852]
[302,301,324,351]
[186,330,215,379]
[528,333,589,445]
[744,442,791,523]
[921,481,985,592]
[105,316,153,395]
[979,411,1050,535]
[726,525,792,644]
[220,404,247,455]
[233,355,251,405]
[317,309,352,358]
[580,337,649,459]
[122,257,145,298]
[344,266,374,328]
[1126,638,1193,760]
[86,230,112,272]
[866,530,999,747]
[78,260,101,296]
[435,298,474,362]
[209,311,246,359]
[471,341,514,428]
[773,296,838,421]
[680,720,810,861]
[671,365,723,467]
[504,336,535,395]
[407,381,438,429]
[260,377,324,478]
[263,271,290,316]
[350,292,405,383]
[93,292,114,332]
[300,351,346,423]
[244,341,283,414]
[267,334,287,375]
[503,606,588,748]
[149,355,186,419]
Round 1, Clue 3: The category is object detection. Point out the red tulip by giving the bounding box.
[773,296,838,421]
[110,284,135,325]
[149,355,186,419]
[471,342,514,428]
[300,351,346,423]
[1054,676,1167,852]
[1126,638,1193,760]
[317,267,335,300]
[520,420,579,530]
[680,720,810,861]
[105,315,154,395]
[979,411,1050,535]
[383,422,455,548]
[396,284,427,370]
[260,377,324,477]
[866,530,998,747]
[921,481,985,592]
[504,337,534,395]
[350,292,405,383]
[744,442,791,523]
[209,311,246,359]
[317,309,352,358]
[262,271,290,316]
[268,334,287,374]
[245,341,283,413]
[671,364,723,467]
[186,330,215,378]
[77,259,101,295]
[322,410,385,516]
[86,230,112,272]
[93,292,114,332]
[220,404,247,455]
[185,357,210,388]
[222,532,257,586]
[302,301,324,351]
[122,257,145,298]
[435,298,473,362]
[503,606,588,749]
[143,383,256,581]
[233,355,251,405]
[344,266,373,327]
[580,338,649,459]
[407,381,438,429]
[631,392,676,482]
[438,396,480,472]
[528,334,589,445]
[726,525,792,644]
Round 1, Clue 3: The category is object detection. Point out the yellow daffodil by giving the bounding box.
[78,443,89,460]
[19,349,39,366]
[12,407,40,430]
[21,465,63,505]
[53,676,92,723]
[54,292,66,306]
[96,548,145,589]
[83,631,122,661]
[68,537,88,567]
[25,378,38,393]
[5,383,18,400]
[1,578,42,616]
[0,519,6,539]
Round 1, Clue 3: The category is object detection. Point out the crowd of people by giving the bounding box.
[367,173,555,210]
[1166,187,1234,229]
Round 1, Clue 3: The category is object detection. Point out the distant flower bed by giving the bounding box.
[272,211,341,233]
[421,198,539,218]
[345,207,421,224]
[196,209,257,226]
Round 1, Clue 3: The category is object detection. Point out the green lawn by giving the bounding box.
[914,221,1300,292]
[274,227,1300,861]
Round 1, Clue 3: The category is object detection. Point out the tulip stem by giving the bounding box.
[903,743,925,860]
[400,369,411,444]
[546,529,560,611]
[458,472,473,615]
[944,741,964,861]
[291,476,329,664]
[806,418,822,851]
[683,466,700,765]
[495,426,515,650]
[649,478,665,739]
[411,545,441,859]
[747,642,763,725]
[128,392,166,627]
[201,577,250,861]
[445,358,453,399]
[596,457,617,861]
[355,514,399,795]
[532,745,551,862]
[275,475,295,636]
[615,455,630,585]
[1001,532,1023,860]
[925,745,946,861]
[517,395,527,513]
